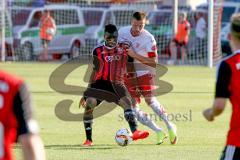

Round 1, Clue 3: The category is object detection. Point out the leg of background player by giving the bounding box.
[124,78,166,143]
[133,106,167,145]
[145,97,178,145]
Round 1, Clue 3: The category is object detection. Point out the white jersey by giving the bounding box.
[196,17,206,39]
[118,26,157,77]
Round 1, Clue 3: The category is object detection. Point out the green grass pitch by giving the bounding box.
[0,62,231,160]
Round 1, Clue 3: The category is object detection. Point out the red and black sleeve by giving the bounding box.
[13,83,38,137]
[215,61,232,98]
[92,49,99,71]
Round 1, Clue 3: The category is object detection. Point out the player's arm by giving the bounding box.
[13,83,45,160]
[127,48,157,68]
[126,39,158,68]
[87,49,99,85]
[39,17,44,28]
[186,22,191,36]
[203,61,231,121]
[126,56,136,75]
[80,49,98,107]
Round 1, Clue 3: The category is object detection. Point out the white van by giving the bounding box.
[221,2,240,28]
[80,7,137,53]
[13,5,86,60]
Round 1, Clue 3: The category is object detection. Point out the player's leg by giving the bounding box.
[169,40,177,64]
[180,44,187,64]
[118,96,149,141]
[125,75,163,137]
[40,39,48,61]
[133,107,162,133]
[44,40,50,60]
[118,96,137,133]
[144,96,177,145]
[82,97,99,146]
[133,107,167,144]
[112,83,149,141]
[138,74,178,144]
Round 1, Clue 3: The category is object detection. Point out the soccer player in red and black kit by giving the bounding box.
[0,70,45,160]
[79,24,149,146]
[203,13,240,160]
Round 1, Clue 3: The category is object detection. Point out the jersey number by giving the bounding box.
[0,122,4,158]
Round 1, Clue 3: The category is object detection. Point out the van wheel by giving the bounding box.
[21,42,33,60]
[69,41,80,59]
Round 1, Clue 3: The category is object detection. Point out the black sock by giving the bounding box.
[84,121,93,141]
[124,109,137,133]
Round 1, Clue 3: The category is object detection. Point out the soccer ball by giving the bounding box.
[115,128,132,146]
[46,28,56,36]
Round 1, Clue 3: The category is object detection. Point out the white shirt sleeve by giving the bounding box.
[146,36,157,57]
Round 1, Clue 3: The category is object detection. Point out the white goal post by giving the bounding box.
[0,0,5,62]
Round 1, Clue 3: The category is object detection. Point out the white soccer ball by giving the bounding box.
[46,28,56,36]
[115,128,132,146]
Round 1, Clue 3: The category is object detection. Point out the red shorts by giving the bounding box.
[124,73,156,104]
[173,38,188,47]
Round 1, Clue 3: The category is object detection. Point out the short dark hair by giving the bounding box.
[104,24,117,34]
[132,11,146,21]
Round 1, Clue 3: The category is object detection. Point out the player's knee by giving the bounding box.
[145,97,155,106]
[85,97,97,108]
[119,96,132,109]
[170,41,176,48]
[145,97,161,108]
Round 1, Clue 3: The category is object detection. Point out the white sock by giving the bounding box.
[134,106,162,133]
[148,97,173,130]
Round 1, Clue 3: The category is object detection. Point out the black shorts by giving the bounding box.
[220,145,240,160]
[83,79,130,106]
[173,39,187,47]
[41,39,50,46]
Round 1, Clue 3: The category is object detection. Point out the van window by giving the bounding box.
[29,11,42,28]
[52,9,79,25]
[104,11,112,25]
[11,9,31,26]
[222,6,236,23]
[148,12,173,25]
[83,10,103,26]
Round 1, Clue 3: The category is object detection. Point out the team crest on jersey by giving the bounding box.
[151,45,157,51]
[117,47,124,54]
[105,55,121,62]
[135,43,140,48]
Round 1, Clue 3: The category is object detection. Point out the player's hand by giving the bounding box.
[79,97,86,108]
[126,48,136,58]
[203,108,214,121]
[123,43,130,49]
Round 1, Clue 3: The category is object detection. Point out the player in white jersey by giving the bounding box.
[118,11,178,145]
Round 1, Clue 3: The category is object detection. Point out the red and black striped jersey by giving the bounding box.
[0,70,38,160]
[92,43,128,83]
[215,51,240,147]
